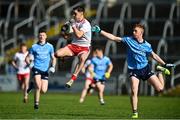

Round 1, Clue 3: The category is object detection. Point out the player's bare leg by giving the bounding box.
[19,80,24,91]
[41,80,48,93]
[79,80,92,103]
[87,83,95,95]
[130,76,140,118]
[148,74,164,93]
[34,75,42,109]
[157,72,164,89]
[66,52,89,88]
[96,82,105,105]
[55,47,73,58]
[23,76,30,103]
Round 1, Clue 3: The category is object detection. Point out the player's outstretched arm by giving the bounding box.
[92,25,122,42]
[150,52,175,67]
[101,30,122,42]
[150,51,166,65]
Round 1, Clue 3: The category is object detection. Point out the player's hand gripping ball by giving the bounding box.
[60,24,73,39]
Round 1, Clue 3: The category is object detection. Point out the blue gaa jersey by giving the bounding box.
[122,37,153,69]
[29,42,54,72]
[91,56,112,80]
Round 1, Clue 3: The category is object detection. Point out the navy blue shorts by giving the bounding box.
[94,78,106,84]
[128,65,154,81]
[32,67,49,80]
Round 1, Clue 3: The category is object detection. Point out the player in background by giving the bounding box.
[79,50,97,103]
[92,24,174,118]
[25,30,56,110]
[12,43,30,103]
[88,47,113,105]
[55,6,92,88]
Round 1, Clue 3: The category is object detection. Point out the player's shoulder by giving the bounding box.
[31,43,40,48]
[46,42,53,47]
[31,43,37,48]
[83,19,91,26]
[84,19,90,23]
[91,56,96,60]
[14,52,20,56]
[144,40,150,45]
[124,36,133,40]
[44,42,54,51]
[144,40,151,47]
[103,56,111,61]
[91,56,98,61]
[122,36,133,42]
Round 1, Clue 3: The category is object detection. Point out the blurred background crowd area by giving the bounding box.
[0,0,180,96]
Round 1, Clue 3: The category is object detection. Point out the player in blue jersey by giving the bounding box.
[79,50,97,103]
[92,24,174,118]
[89,47,113,105]
[25,30,56,110]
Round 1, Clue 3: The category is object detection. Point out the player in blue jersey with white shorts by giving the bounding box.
[92,24,174,118]
[89,47,113,105]
[25,30,56,110]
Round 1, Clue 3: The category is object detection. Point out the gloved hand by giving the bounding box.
[61,24,70,39]
[105,72,110,79]
[92,25,101,33]
[49,67,55,74]
[61,24,69,33]
[156,64,171,75]
[25,62,34,69]
[29,62,34,68]
[69,18,76,27]
[164,63,175,68]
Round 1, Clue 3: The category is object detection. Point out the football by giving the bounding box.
[60,23,73,39]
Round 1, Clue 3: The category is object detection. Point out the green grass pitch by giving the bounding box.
[0,92,180,119]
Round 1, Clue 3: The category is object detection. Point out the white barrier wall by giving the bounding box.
[0,75,18,91]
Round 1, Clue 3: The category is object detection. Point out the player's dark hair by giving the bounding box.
[133,23,145,34]
[20,43,26,48]
[73,6,85,13]
[38,29,46,34]
[94,46,103,51]
[133,24,145,30]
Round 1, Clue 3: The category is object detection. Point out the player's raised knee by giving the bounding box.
[80,56,87,63]
[41,89,47,94]
[156,87,164,93]
[54,52,59,58]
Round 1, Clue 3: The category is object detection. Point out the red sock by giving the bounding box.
[71,74,77,81]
